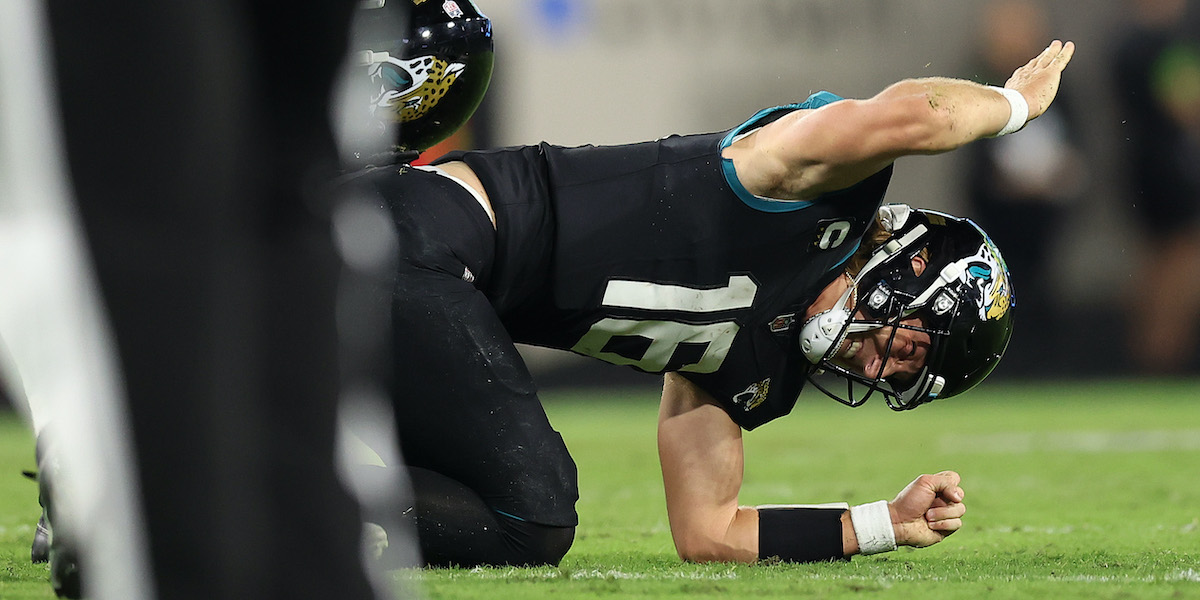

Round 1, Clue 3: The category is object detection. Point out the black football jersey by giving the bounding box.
[438,93,893,429]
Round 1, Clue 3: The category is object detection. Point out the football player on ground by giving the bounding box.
[345,37,1074,566]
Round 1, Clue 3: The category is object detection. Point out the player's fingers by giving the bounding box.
[929,487,964,508]
[926,502,965,522]
[1056,41,1076,68]
[1043,41,1074,73]
[1020,51,1041,71]
[926,471,963,498]
[1037,40,1063,67]
[938,485,965,504]
[1021,41,1055,71]
[928,517,962,533]
[932,469,960,481]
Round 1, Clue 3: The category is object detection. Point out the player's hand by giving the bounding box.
[888,470,966,548]
[1004,40,1075,121]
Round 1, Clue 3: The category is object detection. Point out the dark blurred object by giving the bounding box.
[42,0,382,598]
[964,0,1087,376]
[1113,0,1200,374]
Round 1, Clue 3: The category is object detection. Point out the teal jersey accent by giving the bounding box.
[719,91,845,213]
[492,508,527,522]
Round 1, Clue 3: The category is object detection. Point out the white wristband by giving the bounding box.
[850,500,896,555]
[987,86,1029,137]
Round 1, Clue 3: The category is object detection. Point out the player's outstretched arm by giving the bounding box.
[727,40,1075,201]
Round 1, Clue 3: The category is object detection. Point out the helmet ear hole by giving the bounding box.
[911,255,928,276]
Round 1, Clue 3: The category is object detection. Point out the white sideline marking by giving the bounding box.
[939,429,1200,454]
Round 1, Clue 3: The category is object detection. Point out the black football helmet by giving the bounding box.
[346,0,493,157]
[798,204,1015,410]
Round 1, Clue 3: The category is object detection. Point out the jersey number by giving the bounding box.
[570,276,757,373]
[815,219,852,250]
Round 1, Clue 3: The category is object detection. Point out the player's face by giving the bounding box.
[830,253,932,383]
[832,316,932,382]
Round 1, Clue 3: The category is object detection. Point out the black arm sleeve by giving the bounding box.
[757,507,849,563]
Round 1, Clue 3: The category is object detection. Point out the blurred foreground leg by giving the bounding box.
[43,0,382,598]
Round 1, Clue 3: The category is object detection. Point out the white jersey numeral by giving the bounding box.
[570,276,756,373]
[817,220,851,250]
[600,275,757,312]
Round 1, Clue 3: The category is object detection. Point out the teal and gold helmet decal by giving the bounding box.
[370,53,467,124]
[961,238,1013,322]
[349,0,493,153]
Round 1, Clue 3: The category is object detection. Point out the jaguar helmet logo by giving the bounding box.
[961,240,1011,322]
[370,54,466,124]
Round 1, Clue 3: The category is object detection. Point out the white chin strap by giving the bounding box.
[798,218,929,366]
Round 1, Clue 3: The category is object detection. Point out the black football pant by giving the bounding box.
[349,166,578,566]
[45,1,378,598]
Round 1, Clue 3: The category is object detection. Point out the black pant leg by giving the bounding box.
[373,168,580,564]
[392,268,580,529]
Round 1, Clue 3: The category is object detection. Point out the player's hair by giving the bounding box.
[845,215,930,279]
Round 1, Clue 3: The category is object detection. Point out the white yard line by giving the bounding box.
[939,429,1200,454]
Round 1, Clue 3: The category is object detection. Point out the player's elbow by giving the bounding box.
[673,537,724,563]
[671,531,752,564]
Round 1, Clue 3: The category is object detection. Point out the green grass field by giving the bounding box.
[2,379,1200,598]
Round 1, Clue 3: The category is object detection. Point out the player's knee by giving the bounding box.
[531,523,575,566]
[499,516,575,566]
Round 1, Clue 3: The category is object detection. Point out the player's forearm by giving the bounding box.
[839,510,860,555]
[658,374,884,563]
[749,505,868,563]
[895,39,1075,152]
[658,374,759,563]
[872,77,1016,154]
[671,505,862,563]
[742,77,1022,200]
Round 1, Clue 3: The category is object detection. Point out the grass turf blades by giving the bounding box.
[1,379,1199,598]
